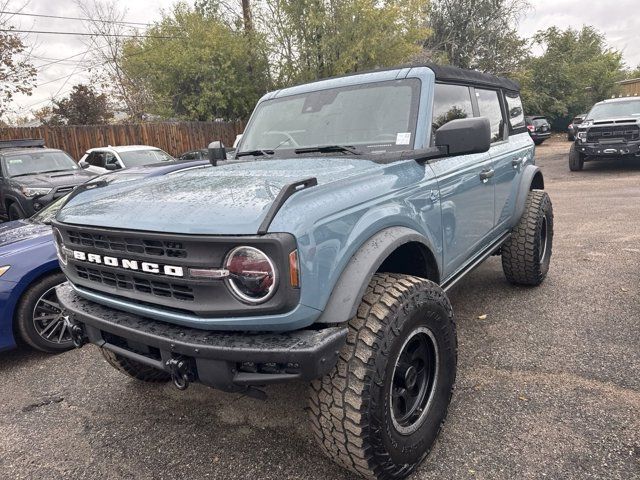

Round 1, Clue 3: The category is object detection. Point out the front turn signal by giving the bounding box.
[289,250,300,288]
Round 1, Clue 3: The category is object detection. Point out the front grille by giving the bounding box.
[587,125,640,142]
[68,230,187,258]
[76,265,194,302]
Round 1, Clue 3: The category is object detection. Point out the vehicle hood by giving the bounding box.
[14,169,96,188]
[56,158,385,234]
[0,219,53,257]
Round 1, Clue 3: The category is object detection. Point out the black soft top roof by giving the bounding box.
[425,63,520,92]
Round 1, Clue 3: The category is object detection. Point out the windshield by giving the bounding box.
[532,118,549,127]
[239,79,421,154]
[588,100,640,120]
[118,149,174,167]
[3,151,78,177]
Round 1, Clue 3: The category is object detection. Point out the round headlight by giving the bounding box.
[53,228,67,266]
[225,246,277,304]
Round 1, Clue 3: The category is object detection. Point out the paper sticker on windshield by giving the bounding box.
[396,132,411,145]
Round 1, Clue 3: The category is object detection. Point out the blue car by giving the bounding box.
[0,159,210,353]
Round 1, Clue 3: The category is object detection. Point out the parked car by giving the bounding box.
[569,97,640,171]
[54,64,552,479]
[525,115,552,145]
[0,159,210,354]
[0,139,97,221]
[567,113,586,141]
[78,145,175,174]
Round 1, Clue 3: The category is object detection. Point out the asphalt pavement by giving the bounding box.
[1,136,638,480]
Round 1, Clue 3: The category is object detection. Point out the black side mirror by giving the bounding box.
[208,141,227,166]
[79,161,90,169]
[435,117,491,156]
[104,163,119,171]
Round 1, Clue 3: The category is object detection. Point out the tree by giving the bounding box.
[0,6,37,118]
[121,3,270,121]
[76,0,152,121]
[423,0,528,76]
[51,84,113,125]
[258,0,429,86]
[517,26,625,128]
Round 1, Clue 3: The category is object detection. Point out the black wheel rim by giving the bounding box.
[389,327,439,435]
[32,286,71,345]
[539,216,548,262]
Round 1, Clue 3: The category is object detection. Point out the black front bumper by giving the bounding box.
[57,284,346,393]
[576,141,640,157]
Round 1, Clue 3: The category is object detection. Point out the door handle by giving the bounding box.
[512,157,524,169]
[479,169,494,183]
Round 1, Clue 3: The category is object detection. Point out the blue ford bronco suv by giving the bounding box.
[54,64,552,479]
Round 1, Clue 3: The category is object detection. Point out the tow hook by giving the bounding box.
[64,316,86,348]
[165,357,195,390]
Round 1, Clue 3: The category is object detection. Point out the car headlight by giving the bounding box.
[0,266,10,277]
[52,228,68,265]
[224,246,277,304]
[21,187,52,197]
[577,131,587,142]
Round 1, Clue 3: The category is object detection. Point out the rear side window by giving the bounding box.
[86,151,105,167]
[476,89,505,142]
[505,93,525,129]
[432,84,474,131]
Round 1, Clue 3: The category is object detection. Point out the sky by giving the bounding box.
[4,0,640,120]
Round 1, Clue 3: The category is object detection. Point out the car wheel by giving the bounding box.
[569,144,584,171]
[501,190,553,286]
[308,273,457,480]
[8,203,24,220]
[15,273,73,353]
[101,349,171,382]
[534,139,544,145]
[567,134,575,141]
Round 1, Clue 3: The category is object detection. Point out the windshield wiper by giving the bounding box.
[294,145,362,155]
[235,149,275,158]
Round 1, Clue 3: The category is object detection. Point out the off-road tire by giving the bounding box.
[534,139,544,146]
[308,273,457,480]
[101,349,171,382]
[15,273,72,353]
[501,190,553,286]
[569,144,584,171]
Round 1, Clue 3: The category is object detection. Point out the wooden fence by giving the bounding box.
[0,121,245,160]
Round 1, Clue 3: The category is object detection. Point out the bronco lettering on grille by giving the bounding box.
[71,250,184,277]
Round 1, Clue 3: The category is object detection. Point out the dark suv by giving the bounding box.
[569,97,640,171]
[0,139,96,220]
[525,115,552,145]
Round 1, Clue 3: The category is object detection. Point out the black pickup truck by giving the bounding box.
[570,97,640,171]
[0,139,96,220]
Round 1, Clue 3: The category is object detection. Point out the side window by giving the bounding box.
[432,83,474,133]
[86,152,105,168]
[104,152,119,168]
[505,92,525,129]
[476,89,505,143]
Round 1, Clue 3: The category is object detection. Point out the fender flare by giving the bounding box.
[315,226,438,324]
[511,165,544,228]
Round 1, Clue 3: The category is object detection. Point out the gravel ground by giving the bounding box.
[1,136,638,480]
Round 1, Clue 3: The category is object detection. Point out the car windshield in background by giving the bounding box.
[588,100,640,120]
[239,79,421,155]
[3,151,78,177]
[532,118,549,126]
[118,149,174,167]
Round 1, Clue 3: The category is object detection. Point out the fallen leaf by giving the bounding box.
[518,395,528,401]
[478,314,487,320]
[621,287,629,292]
